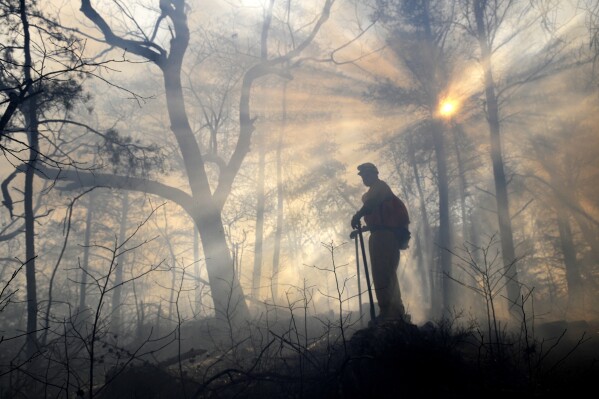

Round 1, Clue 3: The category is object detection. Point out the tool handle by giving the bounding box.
[357,223,376,321]
[354,234,363,324]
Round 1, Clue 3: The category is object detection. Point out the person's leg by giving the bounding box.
[369,231,405,319]
[386,247,406,318]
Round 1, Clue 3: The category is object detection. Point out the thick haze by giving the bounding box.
[1,0,598,346]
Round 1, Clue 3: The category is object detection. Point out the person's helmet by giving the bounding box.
[357,162,378,176]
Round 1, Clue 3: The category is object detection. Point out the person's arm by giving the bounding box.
[357,195,380,217]
[351,199,376,228]
[351,180,388,228]
[350,201,376,228]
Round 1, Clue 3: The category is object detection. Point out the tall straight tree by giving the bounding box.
[20,0,40,357]
[252,130,266,299]
[110,192,130,334]
[458,0,588,317]
[271,79,288,302]
[469,0,522,314]
[525,117,596,317]
[34,0,335,324]
[79,190,96,311]
[252,0,275,302]
[371,0,458,315]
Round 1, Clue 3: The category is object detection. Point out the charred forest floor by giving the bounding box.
[95,317,599,399]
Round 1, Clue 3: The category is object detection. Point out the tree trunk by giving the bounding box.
[407,136,435,316]
[79,191,95,311]
[111,192,129,334]
[168,252,176,321]
[162,60,249,323]
[194,224,202,315]
[431,119,454,315]
[272,80,287,303]
[413,230,426,302]
[452,123,469,244]
[23,112,38,357]
[452,123,481,307]
[556,209,584,318]
[20,0,39,357]
[252,132,266,300]
[474,0,522,316]
[572,212,599,266]
[194,209,248,322]
[415,0,454,317]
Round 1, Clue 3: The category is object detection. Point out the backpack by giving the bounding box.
[379,194,411,250]
[380,194,410,227]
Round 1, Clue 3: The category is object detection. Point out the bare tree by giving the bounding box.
[1,0,94,357]
[30,0,336,325]
[469,0,522,316]
[459,0,583,317]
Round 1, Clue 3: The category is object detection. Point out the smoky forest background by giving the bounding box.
[1,0,599,398]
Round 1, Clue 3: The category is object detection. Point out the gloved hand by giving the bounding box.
[351,213,361,230]
[349,230,358,239]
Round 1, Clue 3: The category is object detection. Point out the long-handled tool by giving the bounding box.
[356,223,376,322]
[354,233,363,325]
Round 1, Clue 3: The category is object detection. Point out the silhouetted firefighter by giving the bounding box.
[351,162,411,323]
